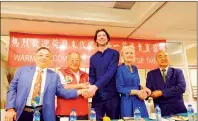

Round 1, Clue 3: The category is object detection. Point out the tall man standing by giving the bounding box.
[146,50,187,116]
[5,47,85,121]
[88,29,120,120]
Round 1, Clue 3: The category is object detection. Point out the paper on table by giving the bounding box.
[149,117,170,121]
[60,117,69,121]
[162,118,170,121]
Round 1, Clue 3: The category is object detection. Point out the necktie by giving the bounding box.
[31,69,43,107]
[162,69,166,82]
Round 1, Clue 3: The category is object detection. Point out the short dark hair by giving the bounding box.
[36,47,51,53]
[94,29,110,46]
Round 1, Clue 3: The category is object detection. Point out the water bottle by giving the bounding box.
[33,108,40,121]
[90,108,96,121]
[134,107,141,121]
[155,105,162,121]
[187,104,194,121]
[69,108,77,121]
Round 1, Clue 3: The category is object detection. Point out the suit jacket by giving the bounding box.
[146,67,187,116]
[6,66,78,121]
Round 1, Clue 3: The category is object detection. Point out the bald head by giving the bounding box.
[155,50,170,68]
[67,52,81,72]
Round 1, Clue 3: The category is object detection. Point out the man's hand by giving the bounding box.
[87,85,98,97]
[78,88,95,98]
[142,86,152,96]
[5,108,17,121]
[137,90,148,100]
[79,82,89,89]
[78,89,87,96]
[151,90,163,99]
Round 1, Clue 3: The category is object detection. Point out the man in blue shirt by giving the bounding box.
[87,29,120,120]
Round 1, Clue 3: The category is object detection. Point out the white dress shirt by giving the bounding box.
[26,66,47,106]
[73,71,80,84]
[159,66,169,76]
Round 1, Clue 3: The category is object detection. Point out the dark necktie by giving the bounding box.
[162,69,166,82]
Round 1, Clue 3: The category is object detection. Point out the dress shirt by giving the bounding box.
[26,66,47,106]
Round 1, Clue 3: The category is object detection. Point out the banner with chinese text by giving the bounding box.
[9,32,166,69]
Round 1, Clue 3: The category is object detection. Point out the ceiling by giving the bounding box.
[1,2,197,41]
[0,1,197,63]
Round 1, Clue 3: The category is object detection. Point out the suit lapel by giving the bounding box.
[43,69,51,94]
[156,68,166,86]
[165,67,173,85]
[26,66,36,97]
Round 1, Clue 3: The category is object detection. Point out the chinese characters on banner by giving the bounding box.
[8,32,166,69]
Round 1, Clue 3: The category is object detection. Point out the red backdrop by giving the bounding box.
[8,32,166,69]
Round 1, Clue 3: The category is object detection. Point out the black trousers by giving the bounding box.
[18,107,44,121]
[92,95,120,121]
[56,114,88,121]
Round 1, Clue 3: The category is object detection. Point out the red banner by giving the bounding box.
[8,32,166,69]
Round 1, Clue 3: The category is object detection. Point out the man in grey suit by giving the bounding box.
[5,47,87,121]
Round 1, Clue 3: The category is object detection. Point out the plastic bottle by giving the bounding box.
[187,104,194,121]
[134,107,141,121]
[155,105,162,121]
[33,108,40,121]
[69,108,77,121]
[90,108,96,121]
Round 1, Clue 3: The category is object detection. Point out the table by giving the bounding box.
[112,113,198,121]
[1,109,197,121]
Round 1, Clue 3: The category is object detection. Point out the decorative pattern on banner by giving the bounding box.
[9,32,166,69]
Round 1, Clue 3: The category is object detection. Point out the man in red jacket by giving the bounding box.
[56,52,89,120]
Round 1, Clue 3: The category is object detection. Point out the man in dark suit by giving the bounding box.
[146,50,187,116]
[5,47,87,121]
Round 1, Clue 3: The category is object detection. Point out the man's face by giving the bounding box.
[34,49,51,68]
[67,53,81,72]
[156,51,170,67]
[96,31,108,47]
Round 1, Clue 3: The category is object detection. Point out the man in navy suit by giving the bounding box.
[146,50,187,116]
[5,47,87,121]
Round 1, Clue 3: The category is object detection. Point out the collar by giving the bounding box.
[36,66,47,72]
[65,67,85,75]
[159,66,169,72]
[72,70,79,75]
[97,47,109,54]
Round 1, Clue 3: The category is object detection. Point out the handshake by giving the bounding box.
[136,86,151,100]
[77,83,98,98]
